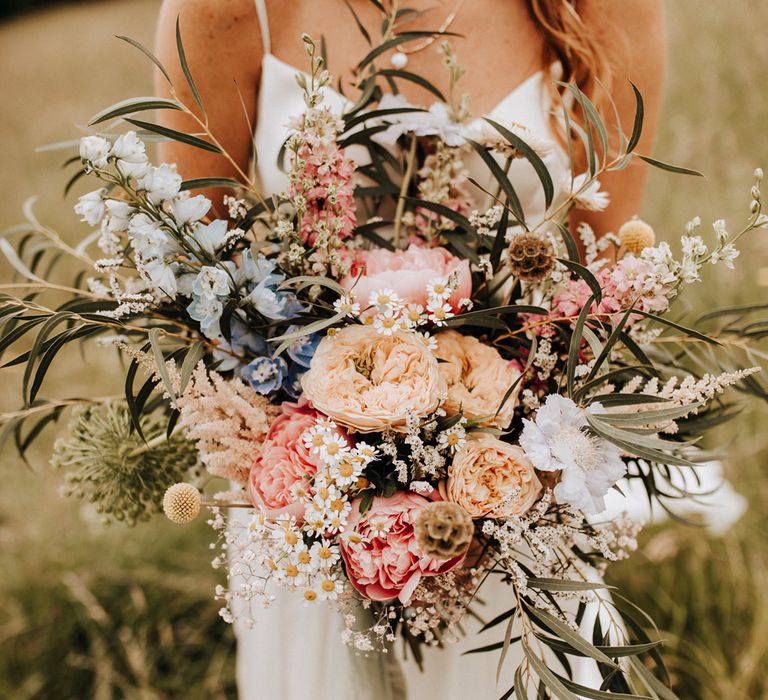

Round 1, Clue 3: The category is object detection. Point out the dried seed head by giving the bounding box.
[506,234,555,282]
[163,483,202,524]
[618,217,655,255]
[414,501,474,560]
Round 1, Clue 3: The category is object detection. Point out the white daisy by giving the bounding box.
[373,310,404,336]
[519,394,626,514]
[368,288,402,313]
[317,575,345,601]
[427,300,454,325]
[310,539,341,568]
[426,276,451,299]
[333,294,361,317]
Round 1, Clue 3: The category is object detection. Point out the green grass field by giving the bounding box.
[1,1,766,697]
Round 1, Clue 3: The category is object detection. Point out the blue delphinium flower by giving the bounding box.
[213,315,269,372]
[285,326,321,368]
[237,250,307,321]
[283,362,306,399]
[187,294,224,339]
[241,356,289,395]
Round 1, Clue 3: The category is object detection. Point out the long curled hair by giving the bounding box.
[527,0,611,115]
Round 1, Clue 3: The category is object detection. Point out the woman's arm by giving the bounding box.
[154,0,263,208]
[571,0,667,240]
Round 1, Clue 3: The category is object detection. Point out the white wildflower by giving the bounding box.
[569,173,610,212]
[74,188,107,226]
[138,163,182,204]
[519,394,626,514]
[79,135,110,169]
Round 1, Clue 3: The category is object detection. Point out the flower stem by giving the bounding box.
[393,135,418,249]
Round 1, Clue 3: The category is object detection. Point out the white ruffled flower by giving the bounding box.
[104,199,135,233]
[568,173,610,212]
[142,259,178,298]
[188,219,230,256]
[138,163,182,204]
[79,136,111,169]
[519,394,626,514]
[110,131,147,164]
[171,192,212,226]
[192,266,230,299]
[74,188,107,226]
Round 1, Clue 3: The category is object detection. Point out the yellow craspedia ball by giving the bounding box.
[618,217,655,254]
[163,482,202,524]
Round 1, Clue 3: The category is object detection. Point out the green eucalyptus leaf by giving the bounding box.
[117,35,173,85]
[484,118,555,209]
[124,118,221,153]
[175,17,206,115]
[636,155,703,177]
[626,82,644,153]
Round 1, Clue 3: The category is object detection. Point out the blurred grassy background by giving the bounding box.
[0,1,766,698]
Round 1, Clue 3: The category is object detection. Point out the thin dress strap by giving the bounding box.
[254,0,272,55]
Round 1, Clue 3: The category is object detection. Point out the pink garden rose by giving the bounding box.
[248,400,349,518]
[340,244,472,311]
[341,492,464,604]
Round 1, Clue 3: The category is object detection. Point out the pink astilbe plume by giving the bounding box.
[176,363,279,483]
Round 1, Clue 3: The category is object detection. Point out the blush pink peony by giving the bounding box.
[341,491,464,604]
[247,400,349,518]
[435,330,522,429]
[300,325,446,433]
[340,244,472,311]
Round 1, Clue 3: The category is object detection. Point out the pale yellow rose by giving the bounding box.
[300,325,446,433]
[435,330,521,428]
[447,434,542,518]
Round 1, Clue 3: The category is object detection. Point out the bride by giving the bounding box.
[152,1,669,698]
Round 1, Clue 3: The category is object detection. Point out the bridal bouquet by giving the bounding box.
[2,10,766,699]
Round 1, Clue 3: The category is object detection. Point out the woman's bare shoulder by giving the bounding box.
[580,0,666,62]
[156,0,263,61]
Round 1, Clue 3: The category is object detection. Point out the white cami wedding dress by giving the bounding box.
[230,3,744,699]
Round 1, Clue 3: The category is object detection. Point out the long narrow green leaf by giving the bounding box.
[527,578,614,593]
[123,118,221,153]
[355,31,459,72]
[554,673,653,700]
[117,35,173,85]
[89,96,182,125]
[630,309,721,345]
[567,295,595,396]
[626,82,644,153]
[175,16,206,115]
[485,118,555,209]
[557,258,603,305]
[149,329,177,400]
[523,602,619,669]
[376,68,446,101]
[637,155,703,177]
[522,640,580,700]
[179,341,205,393]
[180,177,242,191]
[629,658,680,700]
[468,140,526,223]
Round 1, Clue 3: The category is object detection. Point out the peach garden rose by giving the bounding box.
[435,330,522,429]
[447,434,542,518]
[300,325,446,433]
